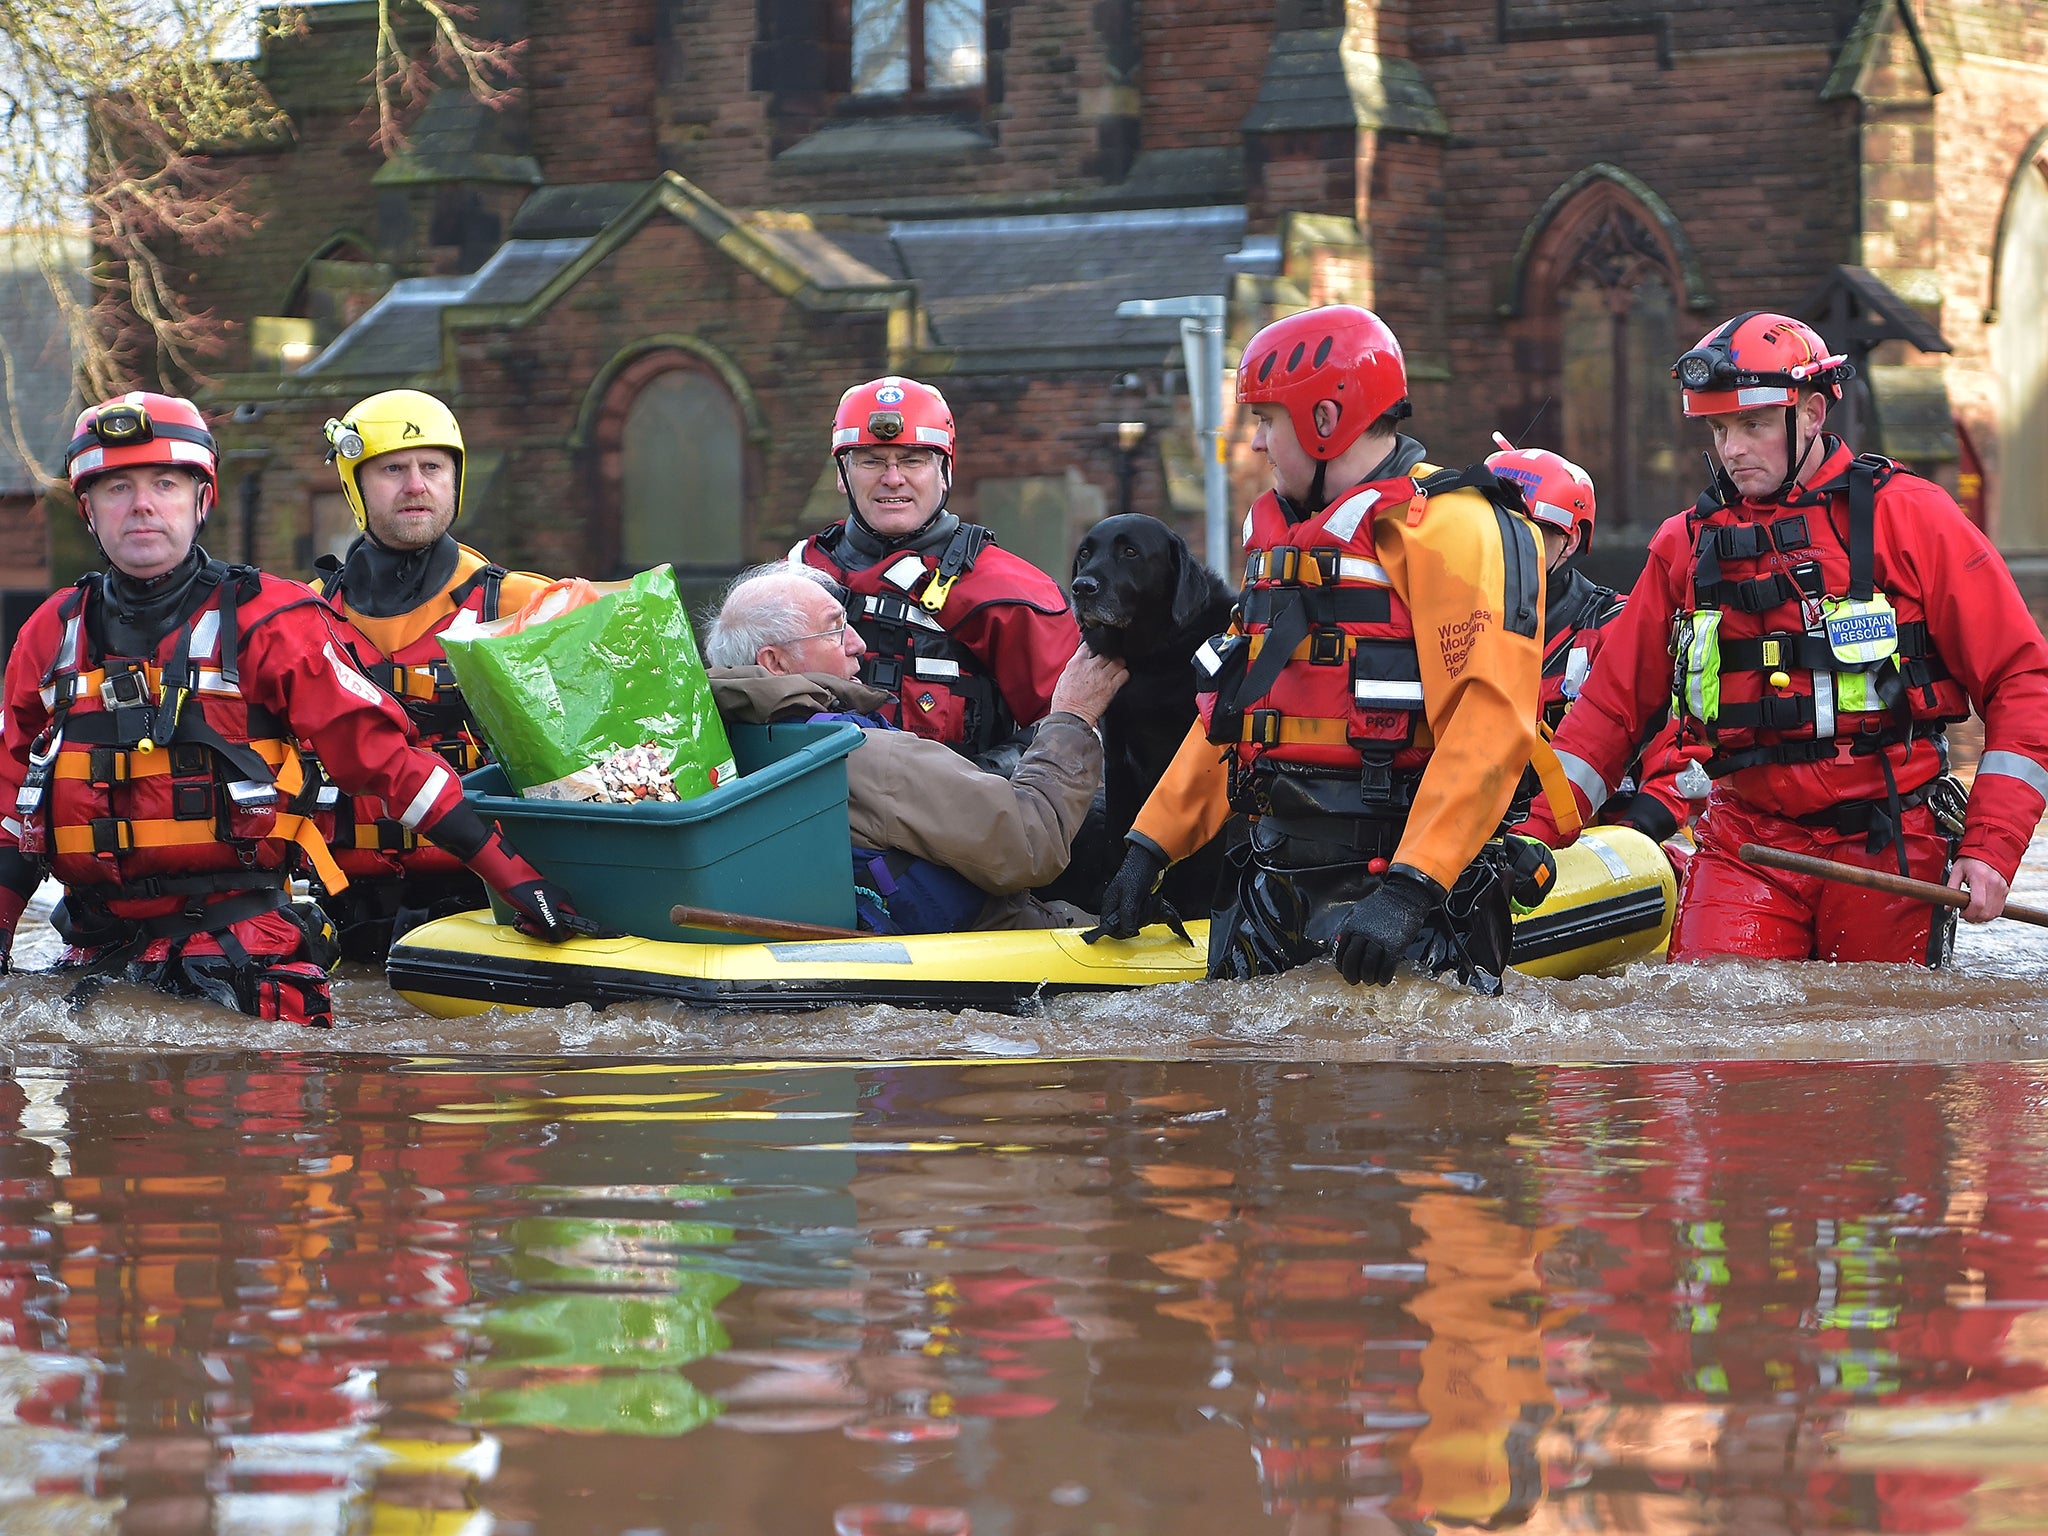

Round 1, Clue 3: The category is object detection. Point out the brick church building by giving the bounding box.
[22,0,2048,608]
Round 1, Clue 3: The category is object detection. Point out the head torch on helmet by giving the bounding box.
[90,402,154,447]
[867,411,905,442]
[1674,348,1735,393]
[322,418,366,464]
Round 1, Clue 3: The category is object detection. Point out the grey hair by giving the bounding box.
[702,561,841,668]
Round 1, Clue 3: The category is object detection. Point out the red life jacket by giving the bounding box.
[796,522,1020,758]
[314,545,541,878]
[1198,478,1426,774]
[1671,454,1965,777]
[1197,464,1541,818]
[14,564,346,918]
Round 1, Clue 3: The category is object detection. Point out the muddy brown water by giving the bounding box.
[0,835,2043,1532]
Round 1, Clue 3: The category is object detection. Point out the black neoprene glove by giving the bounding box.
[1330,866,1439,986]
[1090,838,1168,941]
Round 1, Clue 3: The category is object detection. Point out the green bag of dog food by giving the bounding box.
[439,565,738,802]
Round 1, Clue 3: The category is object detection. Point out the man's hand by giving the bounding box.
[1948,856,2009,923]
[437,809,607,942]
[1091,839,1167,940]
[1048,649,1129,728]
[1330,867,1439,986]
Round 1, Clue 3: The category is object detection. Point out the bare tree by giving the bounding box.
[0,0,521,484]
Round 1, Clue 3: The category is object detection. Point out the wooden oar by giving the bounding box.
[1737,843,2048,928]
[670,904,858,941]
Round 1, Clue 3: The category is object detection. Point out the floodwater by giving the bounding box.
[6,827,2048,1060]
[0,819,2046,1532]
[0,1053,2040,1534]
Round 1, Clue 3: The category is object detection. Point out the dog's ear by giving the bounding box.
[1169,538,1226,632]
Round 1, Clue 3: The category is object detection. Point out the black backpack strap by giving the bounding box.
[310,553,344,599]
[446,561,510,620]
[1846,455,1880,603]
[40,577,96,693]
[1414,463,1529,519]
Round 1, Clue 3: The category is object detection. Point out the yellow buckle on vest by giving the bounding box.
[1761,639,1782,668]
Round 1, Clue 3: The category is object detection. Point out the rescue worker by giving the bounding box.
[1095,305,1547,992]
[0,392,591,1023]
[703,565,1123,932]
[311,389,553,959]
[1520,311,2048,963]
[1486,437,1698,844]
[791,376,1080,763]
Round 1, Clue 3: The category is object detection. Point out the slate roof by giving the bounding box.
[303,177,1255,378]
[0,235,84,494]
[301,237,592,377]
[886,204,1249,360]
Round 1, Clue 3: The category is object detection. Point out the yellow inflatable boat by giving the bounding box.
[387,826,1676,1018]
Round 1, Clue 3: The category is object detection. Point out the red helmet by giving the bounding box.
[1486,437,1596,548]
[1671,312,1850,418]
[1236,305,1407,462]
[832,377,956,465]
[66,393,218,512]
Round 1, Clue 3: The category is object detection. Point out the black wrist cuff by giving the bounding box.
[1124,830,1169,869]
[423,802,489,862]
[1384,864,1444,907]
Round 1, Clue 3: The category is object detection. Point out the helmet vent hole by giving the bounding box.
[1313,336,1333,368]
[1258,351,1278,382]
[1286,342,1306,372]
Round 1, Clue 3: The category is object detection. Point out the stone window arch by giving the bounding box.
[1503,168,1711,558]
[588,348,757,580]
[1989,135,2048,551]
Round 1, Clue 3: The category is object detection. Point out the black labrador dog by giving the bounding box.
[1065,513,1237,915]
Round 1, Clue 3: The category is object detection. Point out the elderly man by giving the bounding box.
[703,565,1124,933]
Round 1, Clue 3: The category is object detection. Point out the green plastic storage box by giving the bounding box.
[464,720,864,943]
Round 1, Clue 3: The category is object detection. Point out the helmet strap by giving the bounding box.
[1305,459,1330,515]
[1767,405,1805,502]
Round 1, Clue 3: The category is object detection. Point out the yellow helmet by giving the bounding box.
[324,389,466,532]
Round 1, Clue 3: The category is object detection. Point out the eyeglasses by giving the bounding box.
[782,621,851,647]
[847,451,939,475]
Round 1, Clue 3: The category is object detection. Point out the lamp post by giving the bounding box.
[1110,420,1148,516]
[1116,295,1230,578]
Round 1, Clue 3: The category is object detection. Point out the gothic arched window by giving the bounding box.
[618,367,747,573]
[1505,171,1704,558]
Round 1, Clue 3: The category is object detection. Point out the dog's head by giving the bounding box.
[1070,513,1229,662]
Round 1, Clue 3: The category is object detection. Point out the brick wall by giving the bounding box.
[1919,0,2048,549]
[527,0,661,183]
[1404,0,1861,535]
[1137,4,1268,151]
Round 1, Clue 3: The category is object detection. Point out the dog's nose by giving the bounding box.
[1071,574,1099,598]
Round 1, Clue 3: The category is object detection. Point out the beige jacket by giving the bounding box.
[709,668,1101,902]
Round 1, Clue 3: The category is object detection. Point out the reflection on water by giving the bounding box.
[0,1055,2039,1532]
[10,825,2048,1060]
